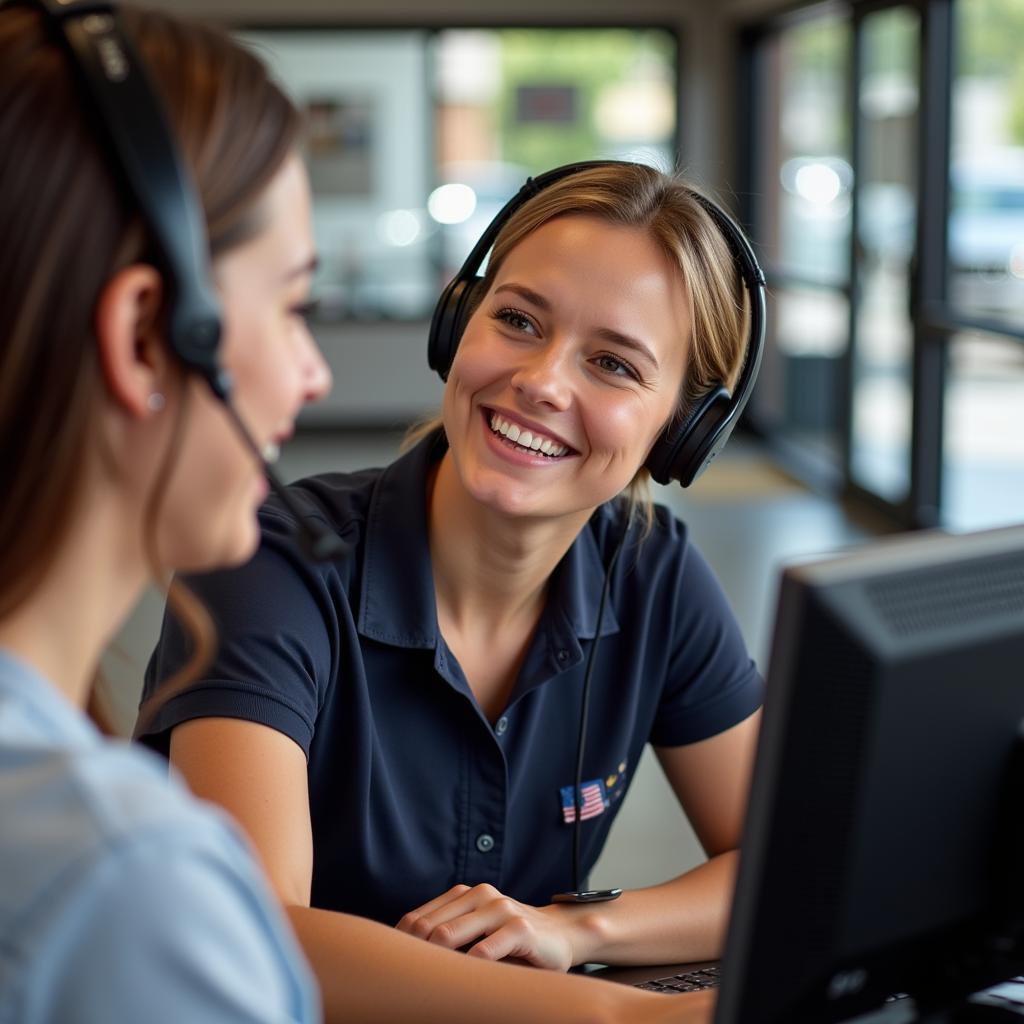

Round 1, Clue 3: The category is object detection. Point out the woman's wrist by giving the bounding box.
[545,902,617,966]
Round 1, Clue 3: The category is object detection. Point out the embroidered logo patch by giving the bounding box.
[605,760,629,803]
[560,778,609,823]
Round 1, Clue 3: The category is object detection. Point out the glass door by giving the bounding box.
[847,4,921,508]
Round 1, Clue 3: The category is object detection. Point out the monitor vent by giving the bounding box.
[866,551,1024,636]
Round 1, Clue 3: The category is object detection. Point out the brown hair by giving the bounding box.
[0,6,300,719]
[409,163,751,521]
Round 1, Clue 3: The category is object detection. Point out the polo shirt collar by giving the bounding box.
[547,517,621,641]
[357,431,620,650]
[358,432,444,649]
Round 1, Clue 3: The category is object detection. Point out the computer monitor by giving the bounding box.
[715,524,1024,1024]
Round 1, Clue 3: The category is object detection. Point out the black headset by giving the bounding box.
[10,0,345,560]
[428,160,767,487]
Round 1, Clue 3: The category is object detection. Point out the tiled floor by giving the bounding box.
[106,428,890,889]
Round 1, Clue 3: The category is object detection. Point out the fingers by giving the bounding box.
[421,894,524,950]
[395,884,573,971]
[395,883,472,934]
[465,918,547,966]
[396,883,502,944]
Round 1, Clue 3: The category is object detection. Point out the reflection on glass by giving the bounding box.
[236,30,435,322]
[750,286,849,465]
[236,28,676,321]
[432,29,676,276]
[943,335,1024,530]
[753,16,852,283]
[850,6,919,504]
[949,0,1024,330]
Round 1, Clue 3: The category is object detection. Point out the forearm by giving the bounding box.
[287,903,661,1024]
[564,850,739,967]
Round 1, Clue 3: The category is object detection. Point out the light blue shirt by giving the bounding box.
[0,649,320,1024]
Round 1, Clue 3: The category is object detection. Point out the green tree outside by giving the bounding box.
[958,0,1024,145]
[494,29,676,172]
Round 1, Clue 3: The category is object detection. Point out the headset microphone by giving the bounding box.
[218,403,349,562]
[22,0,346,563]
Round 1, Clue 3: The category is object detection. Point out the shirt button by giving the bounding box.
[475,833,495,854]
[495,716,509,736]
[556,649,570,662]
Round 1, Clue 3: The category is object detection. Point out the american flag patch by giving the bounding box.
[560,778,609,823]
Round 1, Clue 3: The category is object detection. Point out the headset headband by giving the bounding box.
[9,0,352,560]
[13,0,229,397]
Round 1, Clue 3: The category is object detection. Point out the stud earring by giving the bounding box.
[147,392,165,412]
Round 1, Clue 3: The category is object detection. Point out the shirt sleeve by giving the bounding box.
[42,823,319,1024]
[138,516,338,758]
[649,532,764,747]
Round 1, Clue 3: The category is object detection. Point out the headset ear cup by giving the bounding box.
[646,386,732,486]
[454,276,486,351]
[427,275,484,380]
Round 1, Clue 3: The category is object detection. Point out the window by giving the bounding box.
[745,12,852,471]
[948,0,1024,332]
[848,6,920,503]
[940,0,1024,528]
[236,27,677,322]
[944,335,1024,529]
[753,17,852,284]
[743,0,1024,530]
[433,29,676,276]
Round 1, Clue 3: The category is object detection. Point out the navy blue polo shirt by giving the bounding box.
[138,431,762,926]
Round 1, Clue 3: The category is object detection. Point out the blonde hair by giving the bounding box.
[409,163,752,527]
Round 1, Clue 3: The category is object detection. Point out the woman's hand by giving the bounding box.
[396,883,590,971]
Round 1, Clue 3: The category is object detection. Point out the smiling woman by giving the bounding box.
[138,161,760,1024]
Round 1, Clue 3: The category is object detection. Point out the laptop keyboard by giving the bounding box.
[634,965,721,993]
[634,970,1024,1013]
